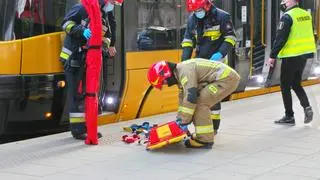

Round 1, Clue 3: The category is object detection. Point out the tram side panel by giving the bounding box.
[0,33,67,135]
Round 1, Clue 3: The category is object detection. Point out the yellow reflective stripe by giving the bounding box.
[182,41,193,48]
[60,52,70,60]
[70,117,85,123]
[180,77,188,86]
[62,21,76,33]
[203,31,221,41]
[182,39,193,48]
[178,106,195,115]
[220,67,231,79]
[65,23,75,33]
[211,114,220,120]
[224,38,236,46]
[195,125,214,134]
[208,84,218,94]
[203,31,221,37]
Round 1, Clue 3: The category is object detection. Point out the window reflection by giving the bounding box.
[14,0,68,39]
[0,0,81,41]
[124,0,179,51]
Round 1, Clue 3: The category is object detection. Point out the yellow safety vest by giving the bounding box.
[278,8,316,58]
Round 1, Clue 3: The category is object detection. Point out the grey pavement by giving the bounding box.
[0,85,320,180]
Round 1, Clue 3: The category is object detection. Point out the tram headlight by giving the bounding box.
[101,93,119,111]
[103,96,116,105]
[106,97,114,104]
[57,80,66,88]
[256,75,264,83]
[314,66,320,75]
[45,112,52,119]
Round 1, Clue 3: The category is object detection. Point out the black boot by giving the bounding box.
[274,116,295,126]
[97,132,103,139]
[72,132,87,140]
[213,120,220,136]
[72,132,103,140]
[304,106,313,124]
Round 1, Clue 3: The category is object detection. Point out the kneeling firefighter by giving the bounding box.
[147,59,240,148]
[59,0,123,140]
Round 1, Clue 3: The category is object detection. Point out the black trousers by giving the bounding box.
[280,56,310,117]
[65,65,86,135]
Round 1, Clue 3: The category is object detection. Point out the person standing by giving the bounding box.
[268,0,316,125]
[59,0,123,140]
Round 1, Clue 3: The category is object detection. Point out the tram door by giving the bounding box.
[238,0,269,88]
[262,0,281,87]
[301,0,319,80]
[219,0,251,92]
[99,4,125,113]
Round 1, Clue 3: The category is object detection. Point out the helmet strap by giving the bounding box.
[166,62,177,87]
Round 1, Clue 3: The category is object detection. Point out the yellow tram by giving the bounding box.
[0,0,319,135]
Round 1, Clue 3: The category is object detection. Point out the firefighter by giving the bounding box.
[181,0,237,135]
[59,0,123,140]
[267,0,316,126]
[147,59,240,148]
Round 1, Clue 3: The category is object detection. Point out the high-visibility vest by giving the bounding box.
[278,8,316,58]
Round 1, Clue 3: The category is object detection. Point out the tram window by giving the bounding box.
[179,0,190,48]
[0,0,17,41]
[124,0,179,51]
[14,0,67,39]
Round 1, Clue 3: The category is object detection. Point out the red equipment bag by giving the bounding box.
[146,121,187,150]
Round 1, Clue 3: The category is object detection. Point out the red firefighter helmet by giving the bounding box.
[186,0,212,12]
[147,61,172,90]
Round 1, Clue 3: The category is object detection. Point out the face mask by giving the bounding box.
[195,10,206,19]
[103,3,114,12]
[280,2,287,12]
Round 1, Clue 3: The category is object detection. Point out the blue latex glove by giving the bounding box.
[176,118,188,132]
[210,52,223,61]
[83,28,92,40]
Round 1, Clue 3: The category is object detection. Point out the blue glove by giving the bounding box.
[176,118,188,132]
[83,28,92,40]
[210,52,223,61]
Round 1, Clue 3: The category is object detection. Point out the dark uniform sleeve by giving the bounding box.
[107,11,116,47]
[270,14,292,59]
[218,14,237,57]
[61,4,87,39]
[181,15,196,61]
